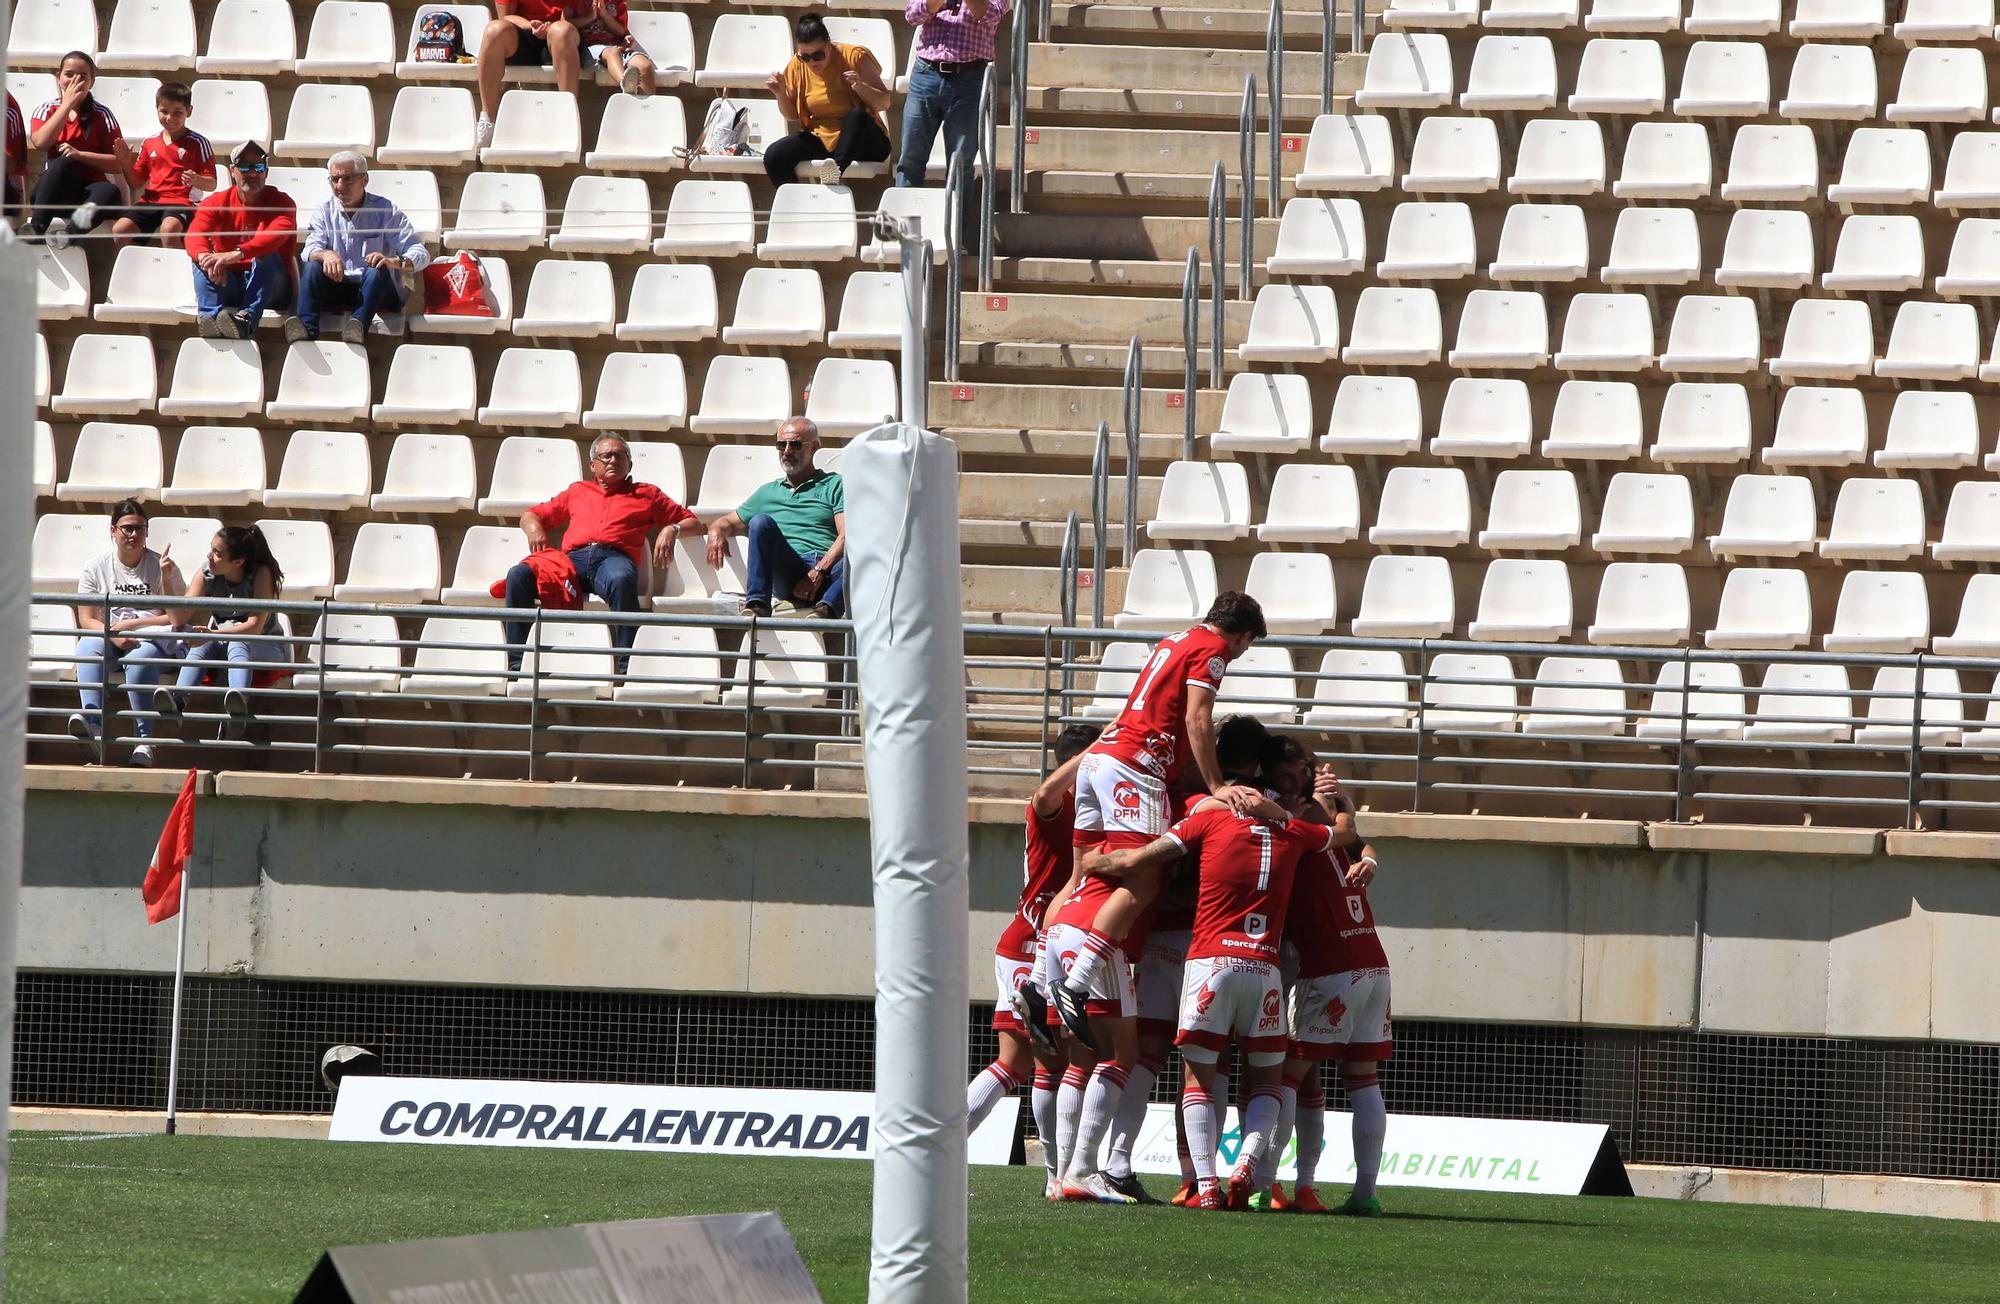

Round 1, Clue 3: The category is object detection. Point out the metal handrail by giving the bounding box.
[1180,247,1200,461]
[1206,161,1227,382]
[1056,510,1079,630]
[1238,74,1256,301]
[1089,421,1109,630]
[1119,334,1142,566]
[1352,0,1364,52]
[1267,0,1284,218]
[1010,0,1032,213]
[1325,0,1340,104]
[942,152,963,382]
[977,62,997,292]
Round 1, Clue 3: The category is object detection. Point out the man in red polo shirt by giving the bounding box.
[501,433,700,671]
[183,139,296,339]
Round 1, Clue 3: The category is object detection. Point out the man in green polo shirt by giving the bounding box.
[704,417,848,618]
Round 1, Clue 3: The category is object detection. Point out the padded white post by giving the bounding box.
[0,235,28,1239]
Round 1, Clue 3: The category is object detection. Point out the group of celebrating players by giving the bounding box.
[965,592,1392,1214]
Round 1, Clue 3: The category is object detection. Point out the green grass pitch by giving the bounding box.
[9,1132,2000,1302]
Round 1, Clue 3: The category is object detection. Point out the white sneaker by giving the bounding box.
[43,215,71,249]
[127,744,157,768]
[807,157,842,186]
[1043,1174,1061,1201]
[71,200,98,233]
[474,114,494,149]
[1059,1171,1137,1205]
[620,62,645,96]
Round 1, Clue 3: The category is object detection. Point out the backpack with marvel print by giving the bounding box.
[414,10,469,63]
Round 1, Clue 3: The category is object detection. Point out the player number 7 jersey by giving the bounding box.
[1094,625,1233,782]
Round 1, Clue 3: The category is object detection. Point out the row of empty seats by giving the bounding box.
[9,1,903,88]
[1087,642,2000,748]
[1382,0,2000,39]
[1151,459,2000,561]
[32,432,827,522]
[1268,200,2000,294]
[53,248,912,353]
[1303,116,2000,209]
[1107,546,2000,653]
[1356,32,2000,122]
[33,338,899,434]
[1205,368,2000,467]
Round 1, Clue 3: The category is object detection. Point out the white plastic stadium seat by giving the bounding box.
[1587,563,1691,645]
[478,437,584,519]
[621,9,694,87]
[1210,373,1315,453]
[1587,0,1681,30]
[696,14,793,88]
[615,626,723,706]
[1258,465,1360,543]
[372,433,477,514]
[1488,205,1589,282]
[57,423,163,503]
[295,1,394,76]
[30,602,80,682]
[1543,381,1643,460]
[1939,574,2000,655]
[1769,299,1875,380]
[586,355,690,433]
[1823,215,1925,292]
[1341,288,1442,365]
[1431,377,1533,458]
[1593,472,1695,554]
[1763,386,1868,467]
[52,336,156,416]
[690,446,777,521]
[480,88,581,166]
[1779,43,1878,120]
[375,86,478,165]
[1938,134,2000,210]
[1855,668,1965,750]
[334,523,442,603]
[1304,650,1414,730]
[1351,555,1456,638]
[1673,39,1770,115]
[1403,116,1501,194]
[478,349,583,429]
[373,344,477,425]
[1937,220,2000,297]
[394,4,488,81]
[1298,114,1396,192]
[585,93,688,172]
[1636,662,1746,741]
[197,0,294,72]
[1486,0,1581,24]
[1460,35,1557,111]
[262,429,371,511]
[1507,119,1605,195]
[655,181,756,257]
[1709,474,1817,558]
[724,268,827,346]
[1897,0,1992,38]
[161,425,264,507]
[443,172,547,250]
[1478,470,1580,551]
[1267,199,1368,277]
[1820,478,1925,561]
[185,79,271,156]
[368,170,444,244]
[1322,375,1424,455]
[1243,553,1337,634]
[759,184,861,261]
[1827,128,1931,206]
[1789,0,1883,35]
[619,264,720,342]
[299,613,404,695]
[511,621,618,701]
[513,261,617,338]
[1421,654,1520,732]
[33,245,89,321]
[804,358,898,437]
[1601,207,1702,286]
[274,82,374,158]
[1651,382,1752,465]
[1384,0,1480,26]
[1553,294,1653,371]
[440,527,519,605]
[1355,33,1456,110]
[722,628,830,710]
[1568,38,1667,114]
[1659,295,1760,373]
[99,0,197,71]
[690,357,793,436]
[1876,302,1979,380]
[1614,123,1712,199]
[1876,390,1979,468]
[265,341,371,423]
[1213,646,1299,724]
[95,246,192,325]
[1370,466,1472,547]
[1934,482,2000,561]
[1111,549,1219,631]
[1522,657,1627,737]
[1885,46,1986,123]
[1715,209,1814,289]
[32,515,105,590]
[157,339,263,419]
[9,0,98,68]
[1447,290,1549,369]
[1744,665,1853,744]
[404,619,508,697]
[830,272,903,351]
[1705,568,1812,649]
[1719,125,1818,201]
[1239,284,1341,363]
[1467,559,1572,642]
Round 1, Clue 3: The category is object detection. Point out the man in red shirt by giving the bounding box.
[475,0,583,147]
[184,139,296,339]
[4,92,26,218]
[112,82,214,247]
[24,51,130,246]
[502,433,700,672]
[963,722,1094,1200]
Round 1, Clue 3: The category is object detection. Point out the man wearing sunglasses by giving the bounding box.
[704,418,847,620]
[184,139,297,340]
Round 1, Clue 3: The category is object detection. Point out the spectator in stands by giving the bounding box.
[4,91,25,222]
[764,12,893,187]
[110,82,215,249]
[475,0,583,149]
[577,0,657,98]
[502,434,702,671]
[285,150,429,345]
[22,51,130,248]
[159,525,285,741]
[185,140,297,340]
[71,499,186,769]
[894,0,1007,193]
[704,419,847,620]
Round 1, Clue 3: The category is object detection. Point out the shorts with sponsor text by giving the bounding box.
[1046,920,1135,1020]
[1135,929,1190,1037]
[1288,967,1393,1062]
[1176,955,1287,1060]
[990,949,1035,1033]
[1072,751,1167,848]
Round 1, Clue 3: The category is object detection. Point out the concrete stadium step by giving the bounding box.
[942,425,1190,467]
[957,289,1249,376]
[963,562,1129,625]
[1046,0,1374,45]
[1017,168,1298,208]
[934,380,1224,436]
[1000,125,1308,179]
[1030,43,1354,100]
[960,470,1162,528]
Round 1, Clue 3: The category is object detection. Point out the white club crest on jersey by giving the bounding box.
[1348,896,1365,923]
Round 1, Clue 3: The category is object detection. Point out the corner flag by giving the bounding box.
[143,769,198,925]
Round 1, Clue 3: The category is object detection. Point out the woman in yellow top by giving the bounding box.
[763,13,893,186]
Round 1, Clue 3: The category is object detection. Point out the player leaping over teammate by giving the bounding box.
[1091,717,1336,1212]
[1052,593,1269,1052]
[966,723,1097,1199]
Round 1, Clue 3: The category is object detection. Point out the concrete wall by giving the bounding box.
[24,772,2000,1042]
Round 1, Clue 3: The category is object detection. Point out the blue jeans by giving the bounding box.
[192,252,293,330]
[296,260,405,338]
[744,514,846,618]
[895,58,985,191]
[175,634,284,694]
[76,636,175,739]
[503,544,641,668]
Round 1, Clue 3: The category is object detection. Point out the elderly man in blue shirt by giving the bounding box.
[283,149,430,345]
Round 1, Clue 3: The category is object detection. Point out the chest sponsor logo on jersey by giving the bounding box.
[1348,896,1366,923]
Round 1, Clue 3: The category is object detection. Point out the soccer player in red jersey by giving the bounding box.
[1267,742,1390,1217]
[965,724,1095,1200]
[1054,592,1268,1047]
[1092,717,1335,1211]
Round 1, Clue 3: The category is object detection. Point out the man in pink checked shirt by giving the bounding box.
[894,0,1009,193]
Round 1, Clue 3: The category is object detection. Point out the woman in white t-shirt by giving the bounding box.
[71,499,184,768]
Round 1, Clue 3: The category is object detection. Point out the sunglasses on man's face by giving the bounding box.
[236,161,268,174]
[776,439,810,450]
[798,47,828,62]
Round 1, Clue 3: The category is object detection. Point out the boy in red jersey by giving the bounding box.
[965,723,1094,1200]
[1092,717,1335,1211]
[1053,592,1268,1048]
[112,83,214,248]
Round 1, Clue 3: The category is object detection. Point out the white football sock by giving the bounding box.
[1055,1066,1087,1178]
[1183,1088,1218,1192]
[1296,1080,1327,1189]
[1031,1069,1059,1179]
[1062,928,1116,995]
[1103,1060,1157,1180]
[1348,1077,1386,1200]
[1209,1071,1232,1177]
[965,1062,1018,1132]
[1065,1062,1128,1181]
[1264,1084,1298,1189]
[1238,1087,1281,1186]
[1029,934,1050,992]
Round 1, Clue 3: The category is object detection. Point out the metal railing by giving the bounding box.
[1088,423,1109,630]
[1179,247,1201,460]
[1117,335,1143,565]
[942,152,965,382]
[1266,0,1284,218]
[1010,0,1034,214]
[31,595,2000,830]
[977,62,998,292]
[1206,161,1229,375]
[1238,74,1257,301]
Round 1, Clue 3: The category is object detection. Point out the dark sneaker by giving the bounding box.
[152,687,182,725]
[340,315,367,346]
[1052,980,1099,1054]
[1012,983,1057,1058]
[740,601,771,618]
[621,62,645,96]
[228,310,254,339]
[198,312,228,339]
[67,712,97,751]
[283,315,310,344]
[1105,1172,1161,1205]
[223,688,252,740]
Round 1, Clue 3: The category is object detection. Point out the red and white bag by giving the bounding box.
[421,250,494,318]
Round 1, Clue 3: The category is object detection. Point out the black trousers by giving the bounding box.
[762,106,892,186]
[29,155,120,233]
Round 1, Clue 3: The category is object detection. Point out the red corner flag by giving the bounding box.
[143,769,199,925]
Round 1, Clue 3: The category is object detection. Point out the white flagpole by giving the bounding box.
[164,864,191,1136]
